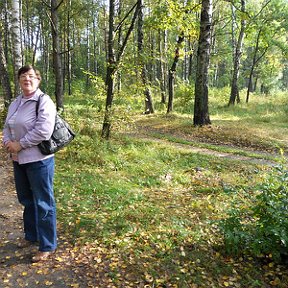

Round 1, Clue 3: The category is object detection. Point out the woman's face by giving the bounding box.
[19,69,40,96]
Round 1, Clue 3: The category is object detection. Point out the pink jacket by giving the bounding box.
[3,89,57,164]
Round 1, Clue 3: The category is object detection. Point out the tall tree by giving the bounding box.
[10,0,23,96]
[228,0,246,106]
[167,34,184,113]
[66,0,72,95]
[165,0,198,113]
[193,0,212,126]
[138,0,154,114]
[51,0,64,110]
[157,29,167,104]
[102,0,116,139]
[0,20,12,107]
[245,0,283,102]
[245,27,268,102]
[102,0,140,139]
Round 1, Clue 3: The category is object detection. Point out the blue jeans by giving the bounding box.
[13,157,57,252]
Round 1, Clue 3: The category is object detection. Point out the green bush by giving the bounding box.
[218,166,288,262]
[173,79,195,114]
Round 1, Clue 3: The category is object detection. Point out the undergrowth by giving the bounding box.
[49,89,288,286]
[218,165,288,262]
[1,87,288,286]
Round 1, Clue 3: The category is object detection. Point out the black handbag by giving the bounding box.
[36,94,76,155]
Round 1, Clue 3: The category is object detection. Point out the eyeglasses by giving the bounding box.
[20,74,37,80]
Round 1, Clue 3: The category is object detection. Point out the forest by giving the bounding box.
[1,0,288,287]
[1,0,287,127]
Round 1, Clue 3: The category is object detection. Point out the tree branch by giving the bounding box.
[116,0,140,62]
[56,0,65,11]
[114,1,138,33]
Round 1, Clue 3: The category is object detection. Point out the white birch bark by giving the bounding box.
[10,0,23,96]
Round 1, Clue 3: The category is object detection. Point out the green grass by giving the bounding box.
[2,87,287,286]
[50,88,288,287]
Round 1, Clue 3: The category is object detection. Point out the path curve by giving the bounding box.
[128,132,283,167]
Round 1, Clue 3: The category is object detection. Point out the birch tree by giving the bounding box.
[0,20,12,107]
[158,29,167,104]
[10,0,23,96]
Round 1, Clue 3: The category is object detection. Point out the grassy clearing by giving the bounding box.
[52,90,288,287]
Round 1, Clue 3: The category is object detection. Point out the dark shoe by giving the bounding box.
[17,239,36,248]
[31,251,55,263]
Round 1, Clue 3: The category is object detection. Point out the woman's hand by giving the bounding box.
[5,141,22,153]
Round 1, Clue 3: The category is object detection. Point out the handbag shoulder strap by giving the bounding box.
[35,93,46,117]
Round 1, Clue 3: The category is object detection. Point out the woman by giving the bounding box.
[2,65,57,262]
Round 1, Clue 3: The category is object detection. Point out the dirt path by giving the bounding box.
[131,132,283,167]
[0,135,92,288]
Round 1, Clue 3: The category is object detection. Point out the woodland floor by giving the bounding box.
[0,126,287,288]
[0,134,93,287]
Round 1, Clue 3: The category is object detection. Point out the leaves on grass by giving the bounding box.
[1,130,288,287]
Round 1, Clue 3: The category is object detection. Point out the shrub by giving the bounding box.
[218,165,288,262]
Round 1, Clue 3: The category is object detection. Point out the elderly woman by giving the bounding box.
[2,65,57,262]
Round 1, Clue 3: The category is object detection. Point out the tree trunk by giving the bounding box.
[116,0,123,92]
[246,28,268,103]
[147,30,155,83]
[102,0,140,139]
[67,0,72,95]
[167,35,185,113]
[193,0,212,126]
[10,0,23,96]
[138,0,154,114]
[228,0,246,106]
[231,3,237,58]
[86,18,91,89]
[39,18,50,91]
[246,30,260,103]
[3,0,9,61]
[31,20,40,65]
[92,12,98,75]
[160,30,168,104]
[0,26,12,107]
[157,30,166,103]
[51,0,64,110]
[188,37,197,81]
[102,0,116,139]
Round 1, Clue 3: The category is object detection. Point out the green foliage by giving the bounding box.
[146,0,200,34]
[218,166,288,261]
[173,79,195,114]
